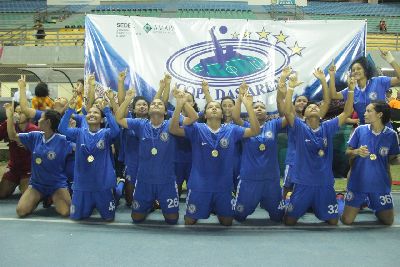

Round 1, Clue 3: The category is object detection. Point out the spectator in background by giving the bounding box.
[379,20,387,33]
[386,88,394,103]
[13,88,33,103]
[73,79,84,113]
[389,89,400,109]
[34,20,46,46]
[32,82,54,111]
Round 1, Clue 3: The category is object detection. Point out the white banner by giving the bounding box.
[85,15,366,113]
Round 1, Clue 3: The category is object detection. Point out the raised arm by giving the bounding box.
[117,69,127,105]
[380,49,400,86]
[242,92,260,138]
[202,80,213,103]
[58,95,79,141]
[115,89,135,129]
[328,60,344,100]
[169,90,187,137]
[4,103,21,144]
[86,73,96,110]
[313,67,331,118]
[337,77,355,126]
[105,89,119,113]
[154,78,165,101]
[18,75,36,119]
[162,73,172,105]
[103,105,120,139]
[232,81,247,126]
[284,73,304,127]
[277,66,292,116]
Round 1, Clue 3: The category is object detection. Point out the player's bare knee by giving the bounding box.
[131,213,146,223]
[326,218,338,225]
[340,215,354,225]
[218,217,233,226]
[284,216,297,226]
[184,216,197,225]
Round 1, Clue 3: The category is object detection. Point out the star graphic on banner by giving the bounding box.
[274,31,288,44]
[231,32,240,39]
[256,27,270,40]
[289,41,305,56]
[243,30,252,39]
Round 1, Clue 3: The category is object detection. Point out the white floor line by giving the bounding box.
[0,217,399,230]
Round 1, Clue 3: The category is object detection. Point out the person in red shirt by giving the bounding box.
[0,103,38,198]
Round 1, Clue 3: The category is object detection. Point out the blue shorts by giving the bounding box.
[345,190,393,213]
[286,184,339,221]
[185,190,233,219]
[132,181,179,215]
[234,179,284,222]
[125,165,138,185]
[30,183,66,198]
[175,162,191,185]
[70,189,115,220]
[65,153,75,182]
[283,164,294,189]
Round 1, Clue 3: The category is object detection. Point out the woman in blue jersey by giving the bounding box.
[342,101,400,225]
[277,67,331,200]
[170,89,260,226]
[329,50,400,125]
[116,89,198,224]
[5,104,73,217]
[231,82,288,222]
[283,73,354,226]
[58,93,120,221]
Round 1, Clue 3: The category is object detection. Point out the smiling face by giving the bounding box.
[134,99,149,117]
[351,63,366,81]
[85,107,102,125]
[294,96,308,114]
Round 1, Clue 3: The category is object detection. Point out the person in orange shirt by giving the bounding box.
[31,82,54,111]
[73,79,84,113]
[389,90,400,109]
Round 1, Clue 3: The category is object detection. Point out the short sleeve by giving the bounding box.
[339,88,349,101]
[389,131,400,156]
[127,118,146,136]
[233,125,246,142]
[18,131,39,151]
[323,117,340,136]
[183,122,198,142]
[34,110,43,122]
[347,127,360,149]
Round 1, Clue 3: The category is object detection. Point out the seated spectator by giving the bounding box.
[31,82,54,111]
[389,90,400,109]
[386,88,394,103]
[379,20,387,32]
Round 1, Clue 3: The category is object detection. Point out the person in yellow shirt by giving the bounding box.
[31,82,54,111]
[73,79,84,113]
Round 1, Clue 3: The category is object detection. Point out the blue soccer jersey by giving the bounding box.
[240,118,282,181]
[184,122,245,192]
[292,117,339,186]
[175,115,192,163]
[58,107,120,191]
[340,76,391,124]
[126,118,176,184]
[347,125,400,193]
[19,131,73,188]
[120,128,139,169]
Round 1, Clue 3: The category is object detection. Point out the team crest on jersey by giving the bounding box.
[236,204,244,213]
[187,204,197,214]
[108,201,116,211]
[96,139,105,149]
[323,138,328,147]
[286,203,294,212]
[132,200,140,210]
[379,147,389,157]
[368,92,377,100]
[70,204,75,214]
[219,138,229,148]
[265,131,274,139]
[345,191,354,201]
[47,151,56,160]
[160,132,169,142]
[125,175,131,181]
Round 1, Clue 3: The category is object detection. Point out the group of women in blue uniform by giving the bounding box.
[3,49,400,226]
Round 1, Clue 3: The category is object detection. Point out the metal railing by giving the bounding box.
[0,29,84,46]
[367,33,400,51]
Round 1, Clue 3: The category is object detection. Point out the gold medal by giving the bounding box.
[87,155,94,163]
[151,147,158,155]
[318,149,325,157]
[259,144,266,151]
[370,154,377,161]
[211,149,219,157]
[35,158,42,165]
